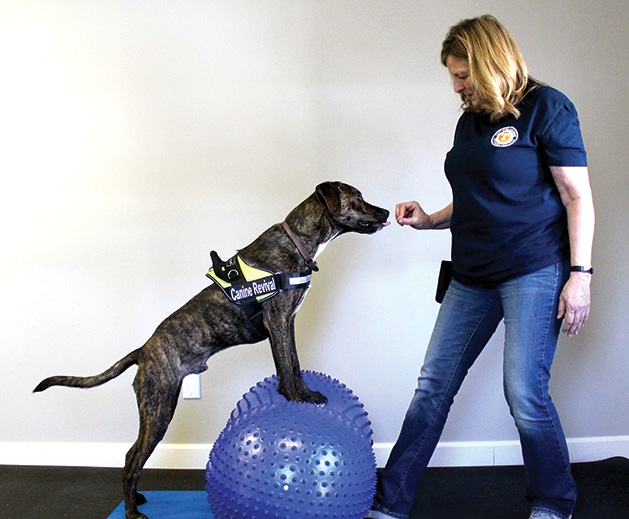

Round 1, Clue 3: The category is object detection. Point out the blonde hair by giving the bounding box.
[441,15,531,122]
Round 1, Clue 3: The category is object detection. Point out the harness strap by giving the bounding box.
[206,252,312,337]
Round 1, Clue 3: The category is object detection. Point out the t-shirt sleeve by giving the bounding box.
[538,95,588,167]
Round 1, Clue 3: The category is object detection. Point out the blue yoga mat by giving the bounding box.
[106,491,214,519]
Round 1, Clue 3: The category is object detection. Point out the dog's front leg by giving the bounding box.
[264,302,326,404]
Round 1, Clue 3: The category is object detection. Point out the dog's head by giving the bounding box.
[316,181,390,234]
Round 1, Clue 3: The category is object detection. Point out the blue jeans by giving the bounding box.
[373,261,577,519]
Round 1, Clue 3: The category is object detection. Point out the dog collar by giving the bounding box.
[206,253,312,306]
[281,221,319,272]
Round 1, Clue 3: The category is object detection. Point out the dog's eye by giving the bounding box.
[354,193,363,201]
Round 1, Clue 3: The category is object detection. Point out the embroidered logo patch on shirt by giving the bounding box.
[491,126,519,147]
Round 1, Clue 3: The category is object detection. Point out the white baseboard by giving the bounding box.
[378,435,629,468]
[2,436,628,470]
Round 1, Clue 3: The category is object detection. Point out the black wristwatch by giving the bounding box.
[570,265,594,274]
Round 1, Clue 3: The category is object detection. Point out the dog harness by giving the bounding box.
[206,251,312,337]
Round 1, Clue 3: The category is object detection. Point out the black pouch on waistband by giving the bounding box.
[436,260,453,304]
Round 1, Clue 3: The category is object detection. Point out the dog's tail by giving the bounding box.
[33,348,140,393]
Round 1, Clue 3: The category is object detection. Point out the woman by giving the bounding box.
[369,15,594,519]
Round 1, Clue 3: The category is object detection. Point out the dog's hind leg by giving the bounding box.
[123,366,182,519]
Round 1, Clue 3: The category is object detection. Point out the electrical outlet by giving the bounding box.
[182,374,201,399]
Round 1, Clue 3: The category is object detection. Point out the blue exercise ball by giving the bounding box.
[206,371,377,519]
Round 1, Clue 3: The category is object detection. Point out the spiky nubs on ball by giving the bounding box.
[206,371,377,519]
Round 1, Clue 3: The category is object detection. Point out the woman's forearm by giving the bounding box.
[550,166,595,269]
[425,202,453,230]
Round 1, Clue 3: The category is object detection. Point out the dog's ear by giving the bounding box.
[315,182,342,215]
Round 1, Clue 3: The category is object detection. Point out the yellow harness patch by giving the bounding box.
[206,254,311,305]
[207,255,277,304]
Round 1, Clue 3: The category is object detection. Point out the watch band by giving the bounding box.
[570,265,594,274]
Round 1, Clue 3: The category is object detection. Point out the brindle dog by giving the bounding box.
[34,181,390,519]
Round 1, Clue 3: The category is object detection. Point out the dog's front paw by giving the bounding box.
[301,389,327,405]
[279,381,327,404]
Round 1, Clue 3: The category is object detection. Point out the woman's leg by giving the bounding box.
[500,261,576,518]
[372,280,503,518]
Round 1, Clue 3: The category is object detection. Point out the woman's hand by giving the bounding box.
[395,201,453,230]
[557,273,591,337]
[395,201,431,228]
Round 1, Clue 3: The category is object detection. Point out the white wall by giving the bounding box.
[2,0,628,468]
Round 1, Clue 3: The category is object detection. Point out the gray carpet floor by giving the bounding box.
[1,457,627,518]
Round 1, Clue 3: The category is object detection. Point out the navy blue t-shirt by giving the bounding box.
[444,85,588,287]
